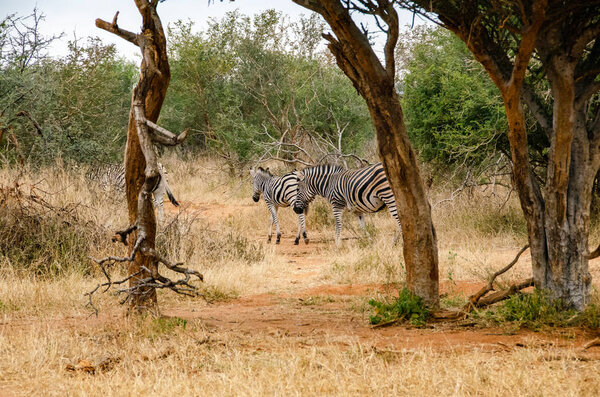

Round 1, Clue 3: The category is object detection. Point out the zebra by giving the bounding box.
[86,162,179,224]
[250,167,309,245]
[292,163,401,245]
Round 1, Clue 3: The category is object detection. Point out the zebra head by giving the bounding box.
[292,170,313,214]
[250,167,272,202]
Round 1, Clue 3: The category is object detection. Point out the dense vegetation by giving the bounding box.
[0,10,374,170]
[1,9,528,173]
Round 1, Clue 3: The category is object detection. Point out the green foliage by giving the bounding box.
[401,26,508,166]
[162,11,373,169]
[369,288,430,327]
[0,16,137,165]
[475,290,600,330]
[496,290,574,329]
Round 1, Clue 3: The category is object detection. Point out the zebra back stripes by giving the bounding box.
[86,162,179,224]
[293,163,401,245]
[250,167,309,245]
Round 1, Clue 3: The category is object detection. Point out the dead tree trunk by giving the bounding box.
[293,0,439,306]
[94,0,194,314]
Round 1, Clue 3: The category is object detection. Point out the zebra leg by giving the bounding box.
[303,208,309,244]
[380,195,402,244]
[332,206,343,246]
[267,203,275,243]
[295,213,302,245]
[267,204,281,244]
[273,207,282,244]
[295,212,309,245]
[155,194,165,226]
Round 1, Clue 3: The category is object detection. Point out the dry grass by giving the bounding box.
[1,320,599,396]
[1,156,600,396]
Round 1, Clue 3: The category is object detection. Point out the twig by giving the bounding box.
[467,244,530,307]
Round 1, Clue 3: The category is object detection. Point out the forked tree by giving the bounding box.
[89,0,201,314]
[402,0,600,309]
[292,0,439,306]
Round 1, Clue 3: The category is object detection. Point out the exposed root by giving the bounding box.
[86,235,204,316]
[432,244,532,321]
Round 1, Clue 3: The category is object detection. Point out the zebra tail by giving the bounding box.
[166,187,180,207]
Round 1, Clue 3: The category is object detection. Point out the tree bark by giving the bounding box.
[293,0,439,306]
[97,0,171,313]
[406,0,600,309]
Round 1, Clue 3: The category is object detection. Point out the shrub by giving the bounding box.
[368,288,430,327]
[478,289,600,330]
[157,212,265,267]
[0,187,107,277]
[495,290,574,330]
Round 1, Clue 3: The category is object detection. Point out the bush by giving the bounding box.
[476,290,600,330]
[0,189,107,277]
[368,288,430,327]
[157,212,264,267]
[496,290,574,329]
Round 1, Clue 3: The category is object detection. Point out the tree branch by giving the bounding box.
[521,83,552,134]
[95,12,139,46]
[575,81,600,110]
[145,120,189,146]
[467,244,530,307]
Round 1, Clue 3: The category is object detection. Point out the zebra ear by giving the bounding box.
[250,169,255,177]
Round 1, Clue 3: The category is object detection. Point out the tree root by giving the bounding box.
[86,235,204,316]
[431,245,532,321]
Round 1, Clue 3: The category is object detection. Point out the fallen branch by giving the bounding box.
[583,338,600,350]
[431,245,532,321]
[467,244,530,307]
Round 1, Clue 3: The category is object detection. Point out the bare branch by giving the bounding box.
[467,244,530,307]
[15,110,43,137]
[145,120,189,146]
[95,14,139,46]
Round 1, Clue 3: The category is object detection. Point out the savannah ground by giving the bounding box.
[1,156,600,396]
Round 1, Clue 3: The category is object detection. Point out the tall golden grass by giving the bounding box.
[1,156,600,396]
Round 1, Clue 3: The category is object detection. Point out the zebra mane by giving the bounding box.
[256,166,273,177]
[303,164,344,174]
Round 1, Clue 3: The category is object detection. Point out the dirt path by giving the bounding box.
[162,201,600,355]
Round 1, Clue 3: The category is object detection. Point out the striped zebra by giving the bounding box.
[292,163,401,245]
[251,167,309,245]
[86,162,179,224]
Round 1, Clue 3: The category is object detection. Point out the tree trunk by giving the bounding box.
[503,55,594,309]
[97,1,171,313]
[292,0,439,307]
[367,92,439,307]
[534,56,594,308]
[126,6,170,313]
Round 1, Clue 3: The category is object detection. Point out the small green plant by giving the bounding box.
[201,285,239,303]
[150,316,188,334]
[307,201,334,229]
[480,290,574,330]
[368,288,430,327]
